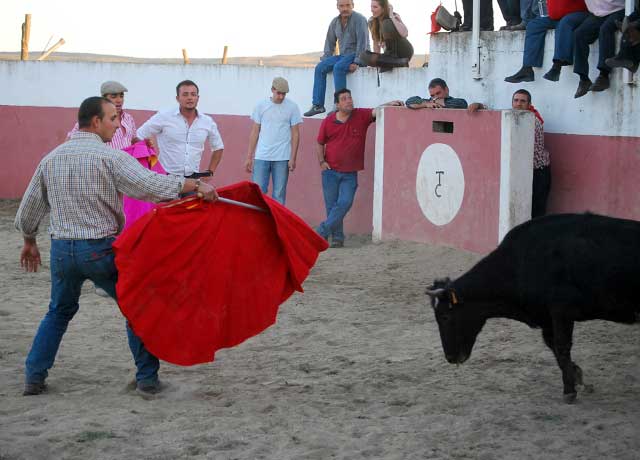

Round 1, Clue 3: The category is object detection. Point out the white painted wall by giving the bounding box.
[1,30,636,137]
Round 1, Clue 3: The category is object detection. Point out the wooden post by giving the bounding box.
[21,14,31,61]
[222,45,228,64]
[37,38,65,61]
[182,48,190,64]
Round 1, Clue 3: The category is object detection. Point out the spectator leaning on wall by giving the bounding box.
[405,78,468,109]
[468,90,551,219]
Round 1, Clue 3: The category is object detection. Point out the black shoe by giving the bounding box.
[330,240,344,248]
[507,22,526,30]
[303,105,326,117]
[505,67,534,83]
[574,79,592,98]
[542,67,561,81]
[459,24,472,31]
[136,380,162,398]
[605,57,639,73]
[589,75,610,92]
[23,382,47,396]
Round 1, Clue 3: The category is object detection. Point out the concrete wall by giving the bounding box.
[1,29,639,242]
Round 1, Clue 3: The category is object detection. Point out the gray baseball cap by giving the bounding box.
[100,81,128,95]
[272,77,289,93]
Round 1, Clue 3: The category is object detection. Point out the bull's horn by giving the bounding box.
[425,287,446,297]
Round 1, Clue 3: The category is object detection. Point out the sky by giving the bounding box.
[0,0,457,59]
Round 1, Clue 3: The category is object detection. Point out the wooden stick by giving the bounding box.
[182,48,190,64]
[37,38,65,61]
[21,14,31,61]
[222,45,228,64]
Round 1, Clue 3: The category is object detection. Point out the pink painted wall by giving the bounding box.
[0,105,375,234]
[380,109,502,253]
[545,133,640,220]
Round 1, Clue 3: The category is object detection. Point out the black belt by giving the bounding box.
[184,171,213,179]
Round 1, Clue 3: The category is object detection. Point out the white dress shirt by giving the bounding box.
[137,108,224,176]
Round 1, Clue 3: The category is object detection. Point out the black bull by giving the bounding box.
[426,213,639,403]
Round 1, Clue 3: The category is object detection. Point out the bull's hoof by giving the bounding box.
[581,383,595,393]
[563,392,577,404]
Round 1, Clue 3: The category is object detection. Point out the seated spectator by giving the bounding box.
[573,0,626,98]
[405,78,468,109]
[605,11,640,72]
[468,90,551,218]
[360,0,414,71]
[498,0,522,30]
[505,0,588,82]
[460,0,494,30]
[303,0,370,117]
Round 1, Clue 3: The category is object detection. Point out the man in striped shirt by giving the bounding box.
[67,81,139,150]
[15,96,217,397]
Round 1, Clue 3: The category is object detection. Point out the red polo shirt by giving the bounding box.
[317,108,374,172]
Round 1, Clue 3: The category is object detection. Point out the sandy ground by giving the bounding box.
[0,199,638,460]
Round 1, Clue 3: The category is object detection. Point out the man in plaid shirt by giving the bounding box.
[15,96,217,397]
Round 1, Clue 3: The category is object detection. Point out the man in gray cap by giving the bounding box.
[67,80,139,150]
[244,77,302,205]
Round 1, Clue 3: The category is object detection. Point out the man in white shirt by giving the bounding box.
[244,77,302,205]
[137,80,224,177]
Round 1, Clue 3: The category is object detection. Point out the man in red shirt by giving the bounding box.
[315,88,376,248]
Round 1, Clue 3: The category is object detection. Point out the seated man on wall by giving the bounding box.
[606,11,640,73]
[469,90,551,218]
[572,0,626,98]
[504,0,588,83]
[303,0,370,117]
[404,78,468,109]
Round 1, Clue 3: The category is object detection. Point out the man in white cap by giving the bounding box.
[67,81,139,150]
[244,77,302,205]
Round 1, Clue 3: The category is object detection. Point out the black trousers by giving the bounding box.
[462,0,494,29]
[532,165,551,219]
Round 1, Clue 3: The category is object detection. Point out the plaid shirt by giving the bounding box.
[67,110,137,151]
[15,131,184,240]
[534,118,551,169]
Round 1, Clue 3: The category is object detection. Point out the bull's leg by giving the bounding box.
[551,317,578,403]
[542,327,593,398]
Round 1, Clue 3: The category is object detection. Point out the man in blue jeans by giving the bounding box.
[15,96,218,397]
[303,0,369,117]
[315,89,376,248]
[245,77,302,205]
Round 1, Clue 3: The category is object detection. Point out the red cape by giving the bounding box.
[113,181,328,365]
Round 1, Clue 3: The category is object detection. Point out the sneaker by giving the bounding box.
[330,240,344,248]
[505,67,534,83]
[23,382,47,396]
[574,79,592,99]
[589,74,610,92]
[136,380,162,398]
[303,105,326,117]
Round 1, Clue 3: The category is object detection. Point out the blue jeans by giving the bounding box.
[553,11,590,64]
[25,238,159,386]
[523,16,557,67]
[312,54,355,107]
[252,159,290,205]
[317,170,358,242]
[574,10,625,76]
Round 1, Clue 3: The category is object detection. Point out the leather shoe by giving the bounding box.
[605,57,639,73]
[589,75,610,92]
[574,79,592,98]
[505,67,534,83]
[542,67,561,82]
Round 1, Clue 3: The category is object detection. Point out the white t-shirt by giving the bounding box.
[251,98,303,161]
